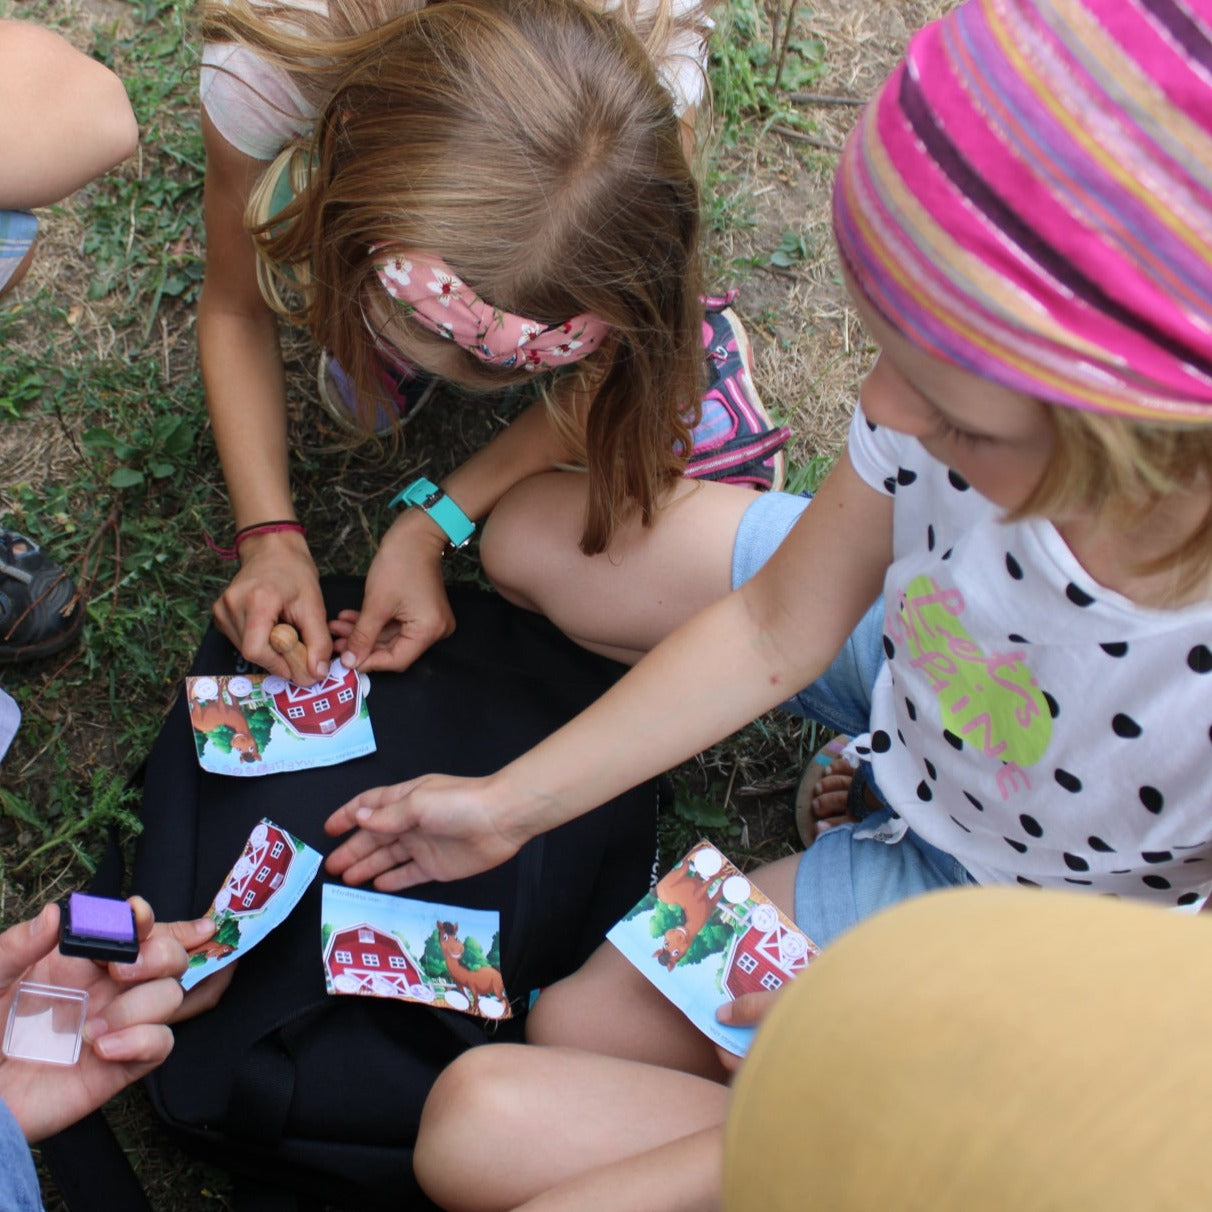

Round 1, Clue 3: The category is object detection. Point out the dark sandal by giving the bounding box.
[0,530,84,664]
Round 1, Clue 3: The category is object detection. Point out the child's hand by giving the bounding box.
[332,510,454,674]
[714,990,783,1074]
[212,531,331,683]
[0,898,228,1143]
[324,774,528,889]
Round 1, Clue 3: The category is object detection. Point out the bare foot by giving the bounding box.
[794,751,858,847]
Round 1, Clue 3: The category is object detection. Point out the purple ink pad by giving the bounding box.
[59,893,138,964]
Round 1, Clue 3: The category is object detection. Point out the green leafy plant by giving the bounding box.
[83,414,195,489]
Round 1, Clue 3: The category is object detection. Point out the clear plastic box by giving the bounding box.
[3,981,89,1066]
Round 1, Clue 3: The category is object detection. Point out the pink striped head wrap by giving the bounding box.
[833,0,1212,423]
[372,250,609,372]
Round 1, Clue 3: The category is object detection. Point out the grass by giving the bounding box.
[0,0,898,1205]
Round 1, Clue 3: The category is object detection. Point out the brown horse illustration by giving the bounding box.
[438,921,505,1013]
[652,861,724,971]
[188,690,262,763]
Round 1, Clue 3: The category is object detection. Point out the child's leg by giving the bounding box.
[481,472,758,664]
[525,855,801,1076]
[415,1043,728,1212]
[526,936,729,1079]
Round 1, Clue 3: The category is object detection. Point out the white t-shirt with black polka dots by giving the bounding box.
[848,406,1212,908]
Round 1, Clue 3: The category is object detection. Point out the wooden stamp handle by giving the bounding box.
[268,623,313,685]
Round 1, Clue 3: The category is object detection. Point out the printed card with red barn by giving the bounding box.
[607,840,819,1056]
[186,668,375,776]
[321,884,511,1020]
[181,818,323,991]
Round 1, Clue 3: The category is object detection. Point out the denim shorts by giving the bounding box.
[732,490,975,946]
[0,211,37,294]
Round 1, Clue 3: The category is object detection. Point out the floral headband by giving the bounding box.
[372,250,610,372]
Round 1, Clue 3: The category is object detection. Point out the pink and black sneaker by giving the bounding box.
[685,293,790,491]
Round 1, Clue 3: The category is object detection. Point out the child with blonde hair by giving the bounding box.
[199,0,787,685]
[317,0,1212,1205]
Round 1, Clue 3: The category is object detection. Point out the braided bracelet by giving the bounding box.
[206,520,307,562]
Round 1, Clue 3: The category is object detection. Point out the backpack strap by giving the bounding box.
[37,1110,154,1212]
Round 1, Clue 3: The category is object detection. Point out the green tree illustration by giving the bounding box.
[487,930,501,970]
[648,901,686,938]
[421,927,447,982]
[461,936,487,970]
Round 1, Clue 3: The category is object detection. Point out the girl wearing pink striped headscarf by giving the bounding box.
[320,1,1212,1207]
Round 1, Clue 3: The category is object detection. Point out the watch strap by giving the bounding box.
[389,477,475,548]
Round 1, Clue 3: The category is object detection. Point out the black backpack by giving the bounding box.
[47,579,657,1211]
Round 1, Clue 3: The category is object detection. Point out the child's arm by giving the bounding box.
[0,21,137,210]
[326,448,892,887]
[198,113,332,683]
[331,393,587,673]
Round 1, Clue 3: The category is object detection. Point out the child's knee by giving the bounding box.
[415,1044,530,1203]
[480,473,579,608]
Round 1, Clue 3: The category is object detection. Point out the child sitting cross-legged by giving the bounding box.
[322,0,1212,1207]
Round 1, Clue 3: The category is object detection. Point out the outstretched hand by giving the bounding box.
[0,897,231,1142]
[324,774,530,890]
[330,510,454,674]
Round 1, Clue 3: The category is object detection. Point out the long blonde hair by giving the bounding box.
[205,0,705,554]
[1013,407,1212,603]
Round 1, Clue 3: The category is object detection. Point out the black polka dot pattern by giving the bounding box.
[1100,641,1128,657]
[964,791,984,812]
[1005,553,1023,580]
[943,729,963,750]
[1005,837,1028,854]
[1188,645,1212,673]
[948,469,970,491]
[916,781,932,801]
[1063,852,1090,872]
[1066,583,1096,607]
[1088,836,1115,853]
[905,698,917,721]
[1142,851,1173,864]
[1111,713,1142,738]
[882,635,895,659]
[897,468,917,486]
[1139,786,1164,814]
[923,758,937,780]
[1142,874,1172,890]
[1054,768,1082,793]
[1043,692,1060,719]
[926,524,935,551]
[1019,814,1043,838]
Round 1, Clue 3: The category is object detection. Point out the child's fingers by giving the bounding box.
[90,1020,175,1066]
[84,974,184,1046]
[717,990,780,1028]
[174,962,235,1022]
[0,903,58,991]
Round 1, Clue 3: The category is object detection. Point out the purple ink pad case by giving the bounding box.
[59,892,138,964]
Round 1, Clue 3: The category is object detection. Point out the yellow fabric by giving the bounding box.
[724,887,1212,1211]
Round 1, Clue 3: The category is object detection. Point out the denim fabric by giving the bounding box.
[793,809,977,947]
[0,1095,43,1211]
[731,489,885,737]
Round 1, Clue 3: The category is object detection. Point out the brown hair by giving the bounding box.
[1012,406,1212,604]
[203,0,706,553]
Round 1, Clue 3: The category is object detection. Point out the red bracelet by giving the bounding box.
[205,520,307,562]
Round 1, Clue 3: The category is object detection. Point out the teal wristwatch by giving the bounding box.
[389,477,476,549]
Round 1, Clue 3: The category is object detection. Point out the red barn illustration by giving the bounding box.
[262,665,367,739]
[324,923,429,999]
[722,903,815,999]
[213,821,297,916]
